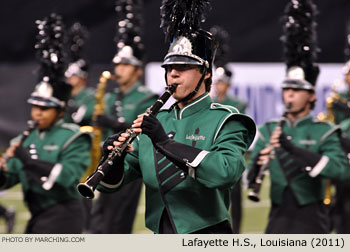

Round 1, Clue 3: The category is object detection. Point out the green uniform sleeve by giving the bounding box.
[0,159,21,189]
[53,134,91,189]
[313,128,348,179]
[247,125,270,168]
[194,119,251,189]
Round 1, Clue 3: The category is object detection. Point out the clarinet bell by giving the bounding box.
[77,182,95,199]
[247,190,260,202]
[77,166,106,199]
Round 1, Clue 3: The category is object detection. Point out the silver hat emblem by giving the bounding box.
[168,36,192,55]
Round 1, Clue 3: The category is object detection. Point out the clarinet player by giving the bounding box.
[247,0,348,233]
[92,0,256,234]
[0,14,91,234]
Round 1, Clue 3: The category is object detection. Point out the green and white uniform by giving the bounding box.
[331,84,350,124]
[248,115,348,233]
[89,81,158,234]
[0,120,91,233]
[250,115,346,205]
[214,96,247,114]
[103,81,158,138]
[98,93,256,234]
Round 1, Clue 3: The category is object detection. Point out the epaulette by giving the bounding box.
[312,118,335,127]
[265,119,280,125]
[137,85,152,94]
[210,103,240,114]
[61,123,81,132]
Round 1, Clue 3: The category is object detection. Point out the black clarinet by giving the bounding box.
[77,84,178,199]
[247,104,291,202]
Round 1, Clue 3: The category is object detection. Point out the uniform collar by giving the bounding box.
[35,119,64,139]
[174,92,212,120]
[286,114,312,128]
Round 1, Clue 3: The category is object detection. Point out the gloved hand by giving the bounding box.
[65,103,78,117]
[96,115,118,129]
[96,115,132,132]
[101,132,123,162]
[14,146,31,166]
[141,114,169,145]
[279,133,322,170]
[14,146,54,180]
[99,132,126,185]
[333,100,350,115]
[141,114,204,171]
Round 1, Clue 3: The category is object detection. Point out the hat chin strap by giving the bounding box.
[166,67,207,106]
[180,67,207,103]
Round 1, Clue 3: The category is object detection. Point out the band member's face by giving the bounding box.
[31,105,58,130]
[67,75,86,88]
[282,88,315,113]
[215,81,230,96]
[67,75,87,95]
[165,64,209,101]
[114,63,142,88]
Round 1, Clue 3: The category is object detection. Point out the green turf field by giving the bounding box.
[0,178,271,234]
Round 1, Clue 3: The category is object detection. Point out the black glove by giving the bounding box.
[14,146,54,180]
[99,132,126,185]
[141,114,169,145]
[279,133,322,170]
[101,132,123,162]
[96,115,118,129]
[96,115,131,132]
[14,146,32,166]
[141,114,203,171]
[333,100,350,116]
[65,103,78,117]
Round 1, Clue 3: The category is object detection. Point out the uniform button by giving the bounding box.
[305,166,312,172]
[287,135,292,140]
[180,172,185,178]
[30,144,36,148]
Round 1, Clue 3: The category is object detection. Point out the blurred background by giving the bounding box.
[1,0,349,146]
[0,0,349,233]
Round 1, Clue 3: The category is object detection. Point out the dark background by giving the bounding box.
[1,0,349,63]
[0,0,349,147]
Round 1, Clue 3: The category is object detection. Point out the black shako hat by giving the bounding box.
[160,0,218,71]
[210,26,233,84]
[112,0,145,67]
[65,22,89,79]
[28,13,72,108]
[281,0,320,91]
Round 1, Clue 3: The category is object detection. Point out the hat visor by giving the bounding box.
[27,96,61,108]
[161,55,202,68]
[282,79,314,91]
